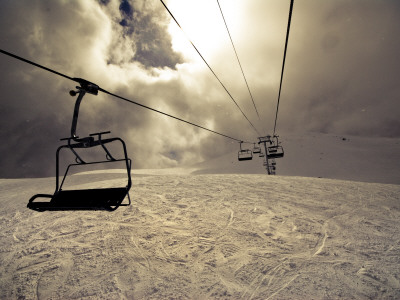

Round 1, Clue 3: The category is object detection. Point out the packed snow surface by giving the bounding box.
[1,172,399,299]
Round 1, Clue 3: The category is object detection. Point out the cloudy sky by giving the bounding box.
[0,0,399,177]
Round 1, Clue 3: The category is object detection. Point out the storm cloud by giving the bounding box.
[0,0,399,177]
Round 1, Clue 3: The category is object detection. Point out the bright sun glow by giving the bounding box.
[166,0,242,62]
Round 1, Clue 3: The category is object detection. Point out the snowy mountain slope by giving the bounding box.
[0,173,399,299]
[192,133,400,185]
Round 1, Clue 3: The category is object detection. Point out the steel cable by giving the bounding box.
[216,0,261,122]
[159,0,261,137]
[0,48,248,143]
[273,0,294,136]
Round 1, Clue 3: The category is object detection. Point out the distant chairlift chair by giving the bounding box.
[267,135,284,159]
[27,79,132,211]
[252,143,261,154]
[238,141,253,161]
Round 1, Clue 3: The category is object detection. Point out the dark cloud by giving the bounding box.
[119,0,133,19]
[133,15,184,69]
[321,32,340,52]
[273,0,400,137]
[104,0,183,69]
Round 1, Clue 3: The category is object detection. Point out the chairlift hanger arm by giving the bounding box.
[69,78,100,140]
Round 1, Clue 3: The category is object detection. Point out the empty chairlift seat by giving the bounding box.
[267,135,284,159]
[27,133,132,211]
[238,149,253,161]
[267,145,284,158]
[238,141,253,161]
[27,79,132,211]
[252,143,261,154]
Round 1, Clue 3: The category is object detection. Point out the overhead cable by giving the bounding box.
[0,48,247,143]
[273,0,294,136]
[216,0,261,122]
[1,49,74,81]
[159,0,261,137]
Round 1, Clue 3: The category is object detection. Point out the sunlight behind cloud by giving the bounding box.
[166,0,242,62]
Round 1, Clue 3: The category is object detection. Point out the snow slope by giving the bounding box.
[192,133,400,185]
[1,172,400,299]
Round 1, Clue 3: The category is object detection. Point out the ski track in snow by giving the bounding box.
[0,174,400,299]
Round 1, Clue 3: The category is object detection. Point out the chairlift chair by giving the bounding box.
[252,143,261,154]
[238,141,253,161]
[27,79,132,211]
[267,135,284,159]
[267,145,284,158]
[258,135,271,144]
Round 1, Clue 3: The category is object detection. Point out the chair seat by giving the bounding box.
[238,156,253,161]
[28,187,129,211]
[267,153,284,159]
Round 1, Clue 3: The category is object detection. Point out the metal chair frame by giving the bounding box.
[28,79,132,211]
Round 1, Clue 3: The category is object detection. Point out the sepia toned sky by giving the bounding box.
[0,0,399,177]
